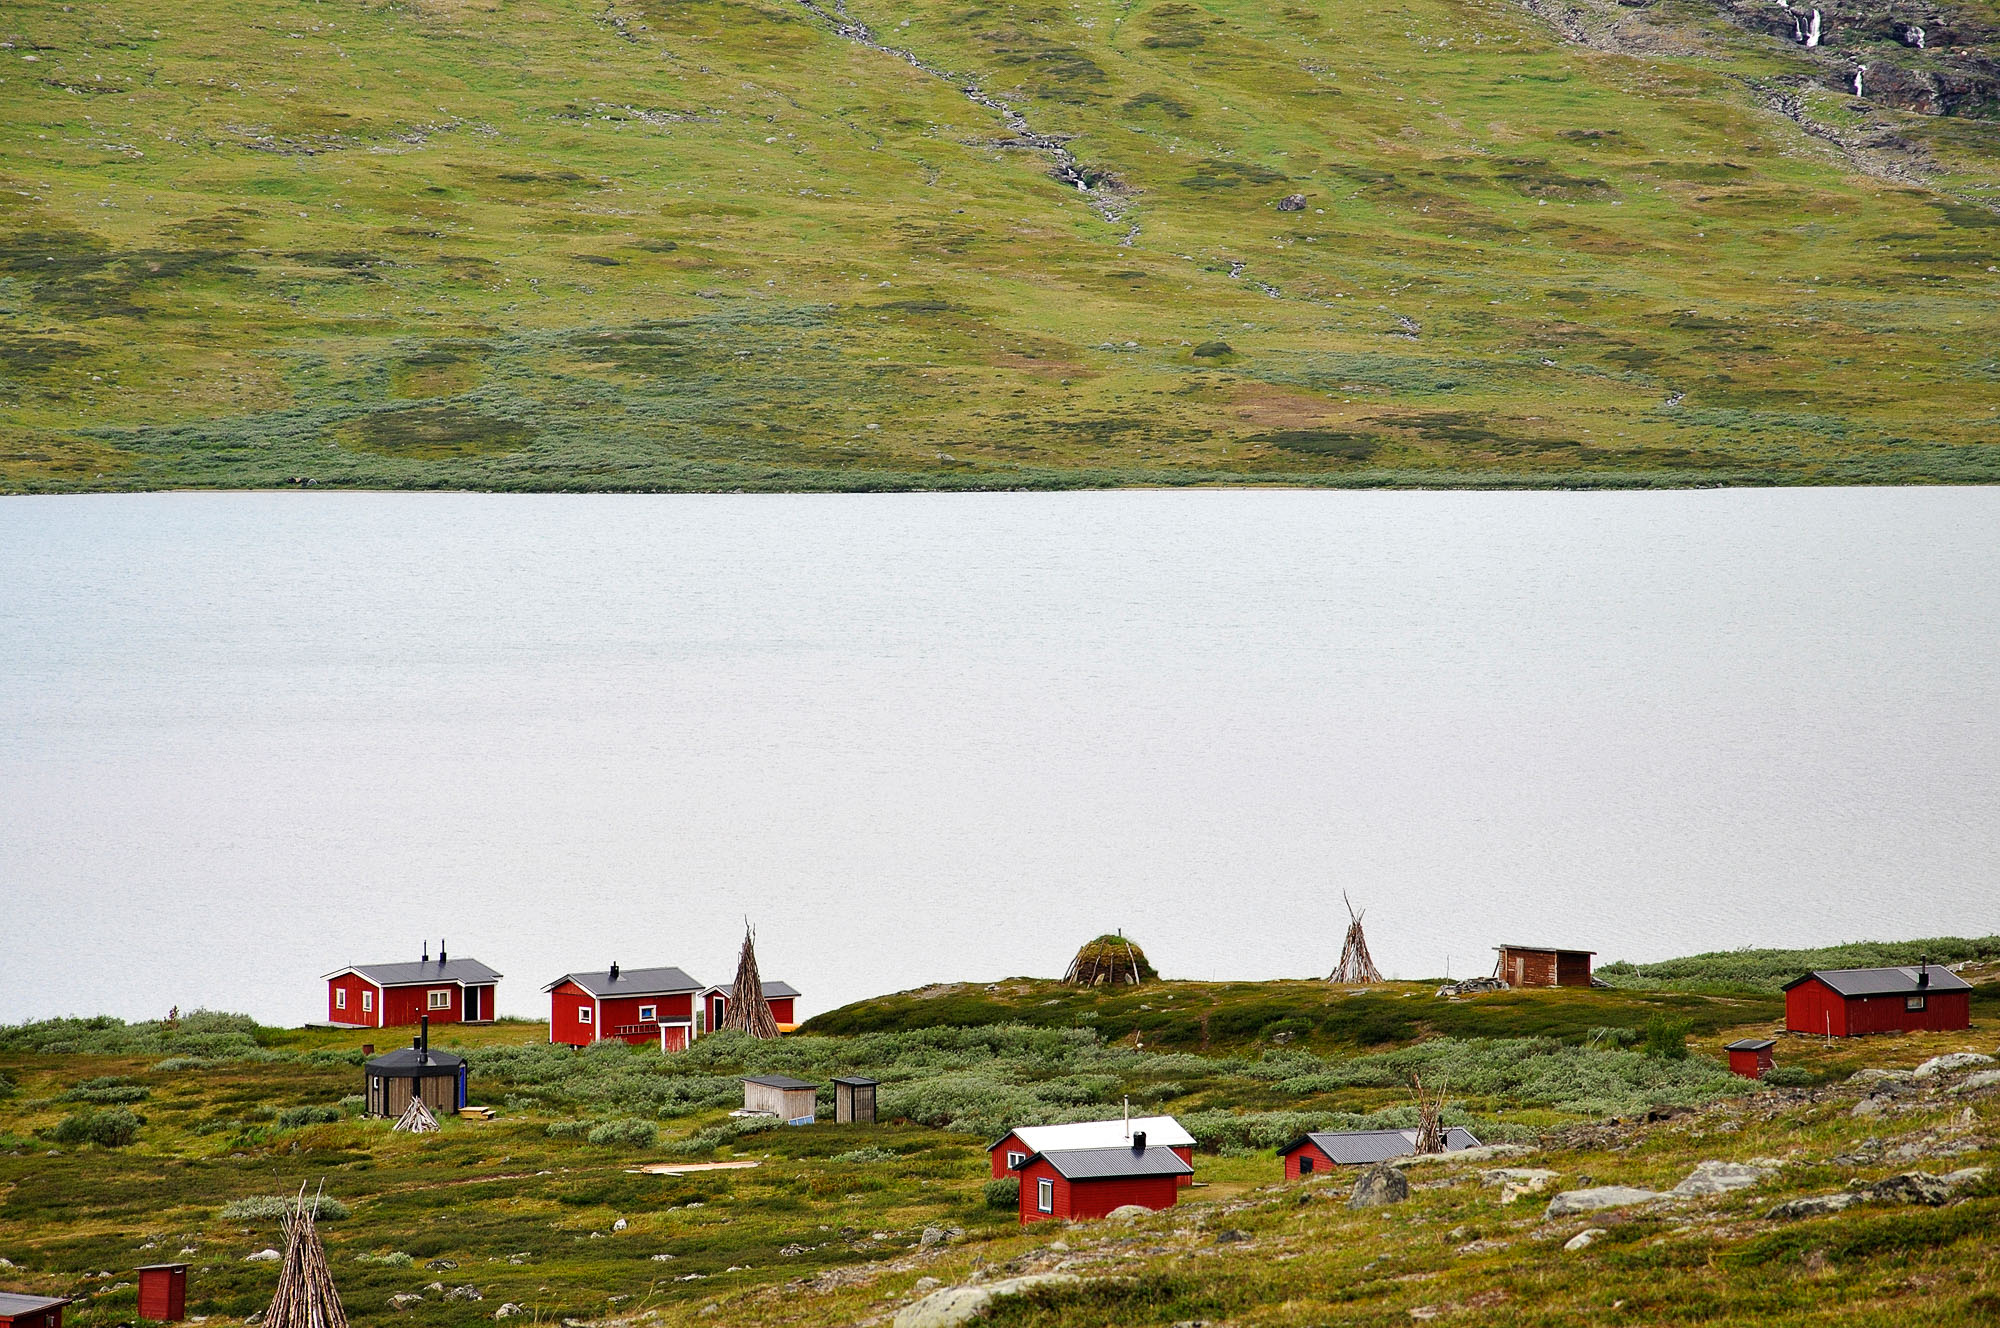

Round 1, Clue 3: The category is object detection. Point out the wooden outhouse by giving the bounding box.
[1492,945,1595,988]
[0,1295,68,1328]
[833,1076,878,1124]
[1783,966,1972,1037]
[1014,1139,1192,1224]
[743,1075,818,1123]
[363,1019,467,1118]
[135,1264,187,1322]
[1725,1038,1776,1080]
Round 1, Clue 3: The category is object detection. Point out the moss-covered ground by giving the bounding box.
[3,968,1998,1327]
[3,0,1999,490]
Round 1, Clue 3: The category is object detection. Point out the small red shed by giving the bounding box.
[1725,1038,1777,1080]
[136,1264,187,1322]
[543,965,703,1051]
[0,1294,69,1328]
[1277,1127,1482,1180]
[701,981,800,1032]
[1014,1140,1192,1224]
[989,1115,1196,1186]
[1783,965,1972,1038]
[323,944,500,1029]
[1492,945,1595,988]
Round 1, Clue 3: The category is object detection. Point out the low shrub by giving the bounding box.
[586,1118,658,1147]
[1642,1015,1692,1061]
[62,1077,150,1104]
[353,1251,412,1267]
[830,1147,899,1163]
[1598,936,2000,992]
[276,1106,342,1129]
[1762,1065,1814,1087]
[544,1120,592,1139]
[984,1177,1020,1210]
[48,1107,140,1147]
[220,1195,352,1222]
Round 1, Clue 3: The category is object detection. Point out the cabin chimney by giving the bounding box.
[1918,956,1930,989]
[422,940,429,963]
[610,961,620,982]
[419,1014,430,1061]
[1132,1129,1147,1151]
[439,939,447,965]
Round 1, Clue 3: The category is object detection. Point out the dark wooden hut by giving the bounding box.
[362,1016,466,1119]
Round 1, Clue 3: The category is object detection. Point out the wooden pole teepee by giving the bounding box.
[263,1184,349,1328]
[1409,1071,1449,1155]
[392,1095,440,1134]
[719,922,781,1039]
[1329,892,1384,984]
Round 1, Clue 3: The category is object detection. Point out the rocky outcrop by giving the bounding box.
[1672,1161,1775,1196]
[893,1274,1079,1328]
[1350,1165,1411,1208]
[1912,1053,1995,1079]
[1766,1167,1988,1220]
[1544,1186,1664,1218]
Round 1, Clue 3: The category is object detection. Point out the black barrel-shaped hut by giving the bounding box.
[363,1016,466,1118]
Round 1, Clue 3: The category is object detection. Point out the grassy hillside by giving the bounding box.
[3,0,2000,490]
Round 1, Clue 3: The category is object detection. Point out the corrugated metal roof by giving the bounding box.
[1491,945,1596,956]
[1724,1038,1777,1051]
[325,958,502,987]
[1028,1145,1195,1180]
[704,981,801,999]
[0,1295,70,1315]
[1279,1127,1482,1165]
[832,1076,879,1086]
[364,1046,466,1073]
[1783,966,1973,997]
[742,1074,817,1090]
[544,967,704,998]
[989,1115,1196,1154]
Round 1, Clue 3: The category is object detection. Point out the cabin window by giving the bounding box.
[1906,995,1927,1011]
[428,989,451,1010]
[579,1006,593,1025]
[1007,1150,1026,1170]
[1299,1155,1314,1174]
[1037,1178,1054,1213]
[335,989,347,1010]
[638,1005,656,1022]
[362,990,374,1012]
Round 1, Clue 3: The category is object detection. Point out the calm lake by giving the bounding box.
[3,489,1997,1027]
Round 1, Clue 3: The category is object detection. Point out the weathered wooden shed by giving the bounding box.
[1492,945,1595,988]
[833,1076,878,1124]
[1724,1038,1777,1080]
[1783,966,1971,1037]
[743,1074,818,1123]
[135,1265,187,1323]
[0,1295,68,1328]
[363,1018,467,1118]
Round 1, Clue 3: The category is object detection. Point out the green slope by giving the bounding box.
[3,0,1999,490]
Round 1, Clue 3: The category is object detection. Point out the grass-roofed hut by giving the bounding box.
[1064,933,1157,987]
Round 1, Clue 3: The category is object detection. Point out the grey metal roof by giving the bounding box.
[0,1295,69,1315]
[1782,966,1973,997]
[832,1076,879,1087]
[544,967,704,998]
[1025,1145,1195,1181]
[743,1074,817,1090]
[364,1046,466,1073]
[705,981,800,999]
[1278,1127,1482,1165]
[1724,1038,1777,1052]
[326,958,502,987]
[1491,945,1596,956]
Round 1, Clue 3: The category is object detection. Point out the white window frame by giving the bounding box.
[428,988,452,1010]
[638,1005,656,1022]
[1036,1178,1054,1213]
[362,989,374,1012]
[335,989,347,1010]
[1006,1150,1026,1170]
[579,1005,593,1025]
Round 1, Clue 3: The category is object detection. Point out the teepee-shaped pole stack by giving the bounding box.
[1329,892,1384,984]
[1409,1071,1449,1154]
[392,1095,440,1134]
[720,922,781,1039]
[263,1184,349,1328]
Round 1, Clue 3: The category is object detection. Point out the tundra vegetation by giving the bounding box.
[1,945,1997,1326]
[3,0,2000,490]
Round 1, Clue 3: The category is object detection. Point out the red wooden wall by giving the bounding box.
[1015,1157,1180,1223]
[549,981,598,1046]
[138,1267,186,1322]
[1283,1140,1337,1181]
[1786,978,1970,1037]
[327,975,379,1027]
[381,982,461,1027]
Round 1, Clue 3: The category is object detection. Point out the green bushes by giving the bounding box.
[830,1147,899,1163]
[586,1118,658,1148]
[62,1077,150,1104]
[1641,1016,1692,1061]
[0,1011,270,1062]
[353,1251,412,1267]
[984,1177,1020,1210]
[276,1105,342,1128]
[1597,936,2000,993]
[664,1117,780,1157]
[48,1107,140,1147]
[220,1195,352,1222]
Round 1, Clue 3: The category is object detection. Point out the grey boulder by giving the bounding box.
[1948,1070,2000,1095]
[1672,1161,1773,1197]
[1544,1186,1663,1219]
[1912,1053,1994,1079]
[1350,1164,1411,1208]
[893,1274,1079,1328]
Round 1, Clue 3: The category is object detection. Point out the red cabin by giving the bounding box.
[989,1116,1196,1186]
[1725,1038,1777,1080]
[0,1295,68,1328]
[700,981,800,1032]
[1277,1127,1482,1180]
[136,1265,187,1323]
[1014,1140,1192,1224]
[323,945,499,1030]
[1783,966,1972,1038]
[544,965,703,1051]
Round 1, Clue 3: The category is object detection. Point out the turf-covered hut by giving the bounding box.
[1783,965,1972,1037]
[0,1295,69,1328]
[1277,1127,1482,1179]
[362,1016,466,1118]
[1064,932,1156,987]
[743,1074,818,1123]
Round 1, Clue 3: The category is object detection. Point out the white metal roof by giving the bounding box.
[990,1114,1194,1153]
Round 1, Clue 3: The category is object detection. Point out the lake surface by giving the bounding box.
[3,489,1997,1027]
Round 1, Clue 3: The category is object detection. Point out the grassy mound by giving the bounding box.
[1065,934,1159,986]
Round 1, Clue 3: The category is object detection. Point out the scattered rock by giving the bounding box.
[1851,1097,1889,1118]
[650,1253,675,1262]
[1949,1070,2000,1095]
[1563,1228,1607,1252]
[388,1295,424,1310]
[1213,1228,1250,1244]
[1276,193,1307,211]
[494,1306,525,1320]
[612,1218,627,1232]
[446,1286,483,1302]
[245,1313,265,1325]
[912,1277,941,1293]
[1855,1171,1953,1206]
[506,1253,532,1265]
[1913,1053,1994,1079]
[1396,1144,1533,1167]
[1435,977,1510,997]
[0,1259,13,1269]
[917,1225,962,1250]
[1848,1068,1914,1085]
[891,1274,1079,1328]
[1350,1164,1410,1209]
[1544,1186,1662,1218]
[1766,1192,1861,1220]
[1672,1161,1774,1197]
[1483,1168,1557,1202]
[425,1260,458,1272]
[1106,1205,1154,1223]
[244,1250,281,1263]
[1190,341,1234,358]
[1409,1306,1441,1321]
